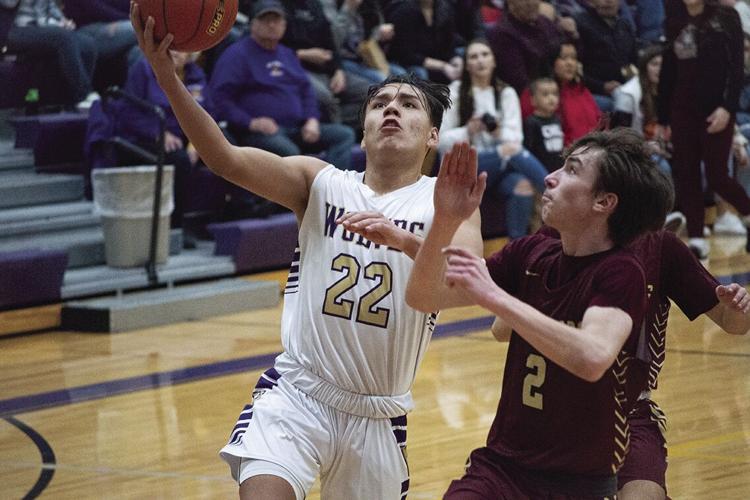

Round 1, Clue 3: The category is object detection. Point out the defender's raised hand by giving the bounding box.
[434,142,486,226]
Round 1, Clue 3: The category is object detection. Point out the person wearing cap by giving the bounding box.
[209,0,356,170]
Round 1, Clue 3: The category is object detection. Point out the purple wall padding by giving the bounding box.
[208,213,299,273]
[11,112,88,168]
[0,249,68,310]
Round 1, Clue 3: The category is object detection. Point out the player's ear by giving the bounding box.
[594,192,618,215]
[427,127,438,149]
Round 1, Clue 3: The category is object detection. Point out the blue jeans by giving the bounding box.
[341,59,407,84]
[6,24,98,102]
[237,124,356,170]
[478,148,548,239]
[78,20,140,66]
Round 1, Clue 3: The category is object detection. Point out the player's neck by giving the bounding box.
[363,162,422,194]
[559,226,614,256]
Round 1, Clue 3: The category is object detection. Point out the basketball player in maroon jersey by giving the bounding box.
[406,128,674,498]
[492,227,750,499]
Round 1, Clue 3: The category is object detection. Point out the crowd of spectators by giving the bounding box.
[6,0,750,256]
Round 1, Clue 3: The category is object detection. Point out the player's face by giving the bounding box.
[361,83,438,156]
[541,147,604,229]
[532,82,559,117]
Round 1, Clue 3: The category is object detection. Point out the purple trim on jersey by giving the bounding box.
[390,415,409,499]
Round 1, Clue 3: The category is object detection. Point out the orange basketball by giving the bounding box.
[137,0,238,52]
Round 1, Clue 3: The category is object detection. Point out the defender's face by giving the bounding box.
[361,83,437,155]
[541,147,603,229]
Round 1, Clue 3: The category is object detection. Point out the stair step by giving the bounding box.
[0,171,84,208]
[0,148,34,171]
[0,211,100,238]
[0,227,183,268]
[0,200,95,225]
[61,278,278,332]
[61,248,236,299]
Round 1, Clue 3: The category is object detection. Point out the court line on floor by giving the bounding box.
[3,416,56,499]
[0,316,494,418]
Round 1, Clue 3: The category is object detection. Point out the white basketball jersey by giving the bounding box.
[278,165,437,404]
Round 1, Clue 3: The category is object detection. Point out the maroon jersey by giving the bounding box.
[485,233,648,477]
[626,231,719,401]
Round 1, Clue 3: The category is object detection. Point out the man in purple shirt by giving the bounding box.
[210,0,355,170]
[406,128,674,498]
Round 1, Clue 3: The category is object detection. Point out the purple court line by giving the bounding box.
[0,316,495,418]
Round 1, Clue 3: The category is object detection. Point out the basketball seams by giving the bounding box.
[140,0,236,52]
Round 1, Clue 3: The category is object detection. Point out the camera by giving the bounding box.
[481,113,498,133]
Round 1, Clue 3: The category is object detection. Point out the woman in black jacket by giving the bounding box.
[657,0,748,259]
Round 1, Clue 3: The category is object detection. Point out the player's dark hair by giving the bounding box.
[564,128,675,246]
[359,73,451,129]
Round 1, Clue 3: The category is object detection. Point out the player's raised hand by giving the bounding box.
[130,2,176,85]
[716,283,750,313]
[434,142,486,225]
[337,211,407,249]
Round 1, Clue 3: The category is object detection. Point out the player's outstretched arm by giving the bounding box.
[439,246,632,381]
[491,316,511,342]
[406,143,485,312]
[130,3,322,217]
[707,284,750,335]
[337,211,423,259]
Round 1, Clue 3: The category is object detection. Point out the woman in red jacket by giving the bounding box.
[521,41,601,146]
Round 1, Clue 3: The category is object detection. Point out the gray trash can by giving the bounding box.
[92,166,174,268]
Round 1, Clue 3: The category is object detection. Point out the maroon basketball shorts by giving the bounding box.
[444,447,618,500]
[617,398,668,492]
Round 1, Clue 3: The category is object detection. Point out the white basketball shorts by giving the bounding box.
[220,367,410,500]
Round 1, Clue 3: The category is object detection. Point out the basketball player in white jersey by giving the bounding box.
[130,4,484,499]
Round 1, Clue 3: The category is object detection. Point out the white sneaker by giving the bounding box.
[76,91,100,111]
[704,226,712,237]
[663,211,686,233]
[714,211,748,235]
[688,237,710,260]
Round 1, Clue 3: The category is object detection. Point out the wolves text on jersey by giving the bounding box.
[324,203,426,252]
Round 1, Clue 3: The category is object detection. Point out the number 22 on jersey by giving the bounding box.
[322,253,393,328]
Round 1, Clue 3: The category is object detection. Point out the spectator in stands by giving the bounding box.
[486,0,562,94]
[440,39,547,239]
[62,0,139,67]
[522,41,602,146]
[574,0,638,112]
[613,45,672,171]
[6,0,98,107]
[279,0,370,129]
[454,0,486,46]
[657,0,749,259]
[320,0,405,84]
[385,0,463,83]
[116,51,215,237]
[210,0,355,170]
[523,77,564,171]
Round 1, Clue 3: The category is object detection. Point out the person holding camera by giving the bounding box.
[440,39,548,239]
